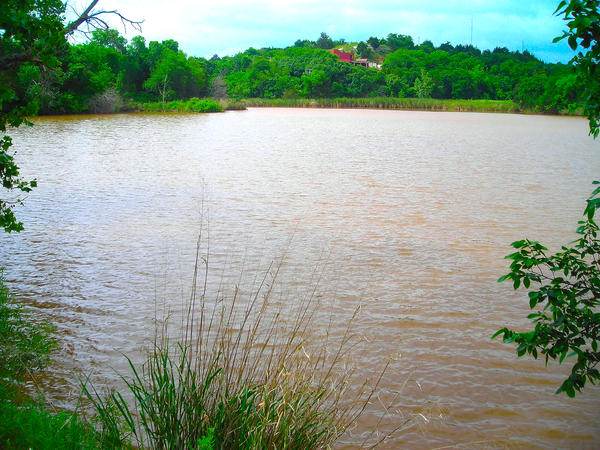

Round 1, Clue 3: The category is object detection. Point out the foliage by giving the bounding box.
[0,398,98,450]
[131,97,223,113]
[0,271,97,449]
[143,47,207,109]
[0,270,57,381]
[414,69,433,98]
[494,0,600,397]
[316,32,334,49]
[240,97,521,112]
[0,0,66,232]
[83,252,402,448]
[493,185,600,397]
[554,0,600,137]
[206,34,580,107]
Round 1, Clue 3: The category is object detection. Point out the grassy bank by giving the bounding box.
[0,270,97,448]
[127,97,224,113]
[239,97,524,113]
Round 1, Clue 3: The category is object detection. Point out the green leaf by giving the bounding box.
[492,329,507,339]
[560,348,568,363]
[498,274,511,283]
[529,296,538,309]
[568,34,578,50]
[511,240,527,248]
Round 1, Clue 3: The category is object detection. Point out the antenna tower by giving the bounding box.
[470,16,473,46]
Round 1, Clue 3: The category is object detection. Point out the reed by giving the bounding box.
[240,97,522,113]
[84,237,404,448]
[220,99,248,111]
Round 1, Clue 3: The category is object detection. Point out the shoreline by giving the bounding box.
[237,97,580,116]
[31,97,581,118]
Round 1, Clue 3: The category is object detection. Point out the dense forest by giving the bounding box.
[16,29,581,115]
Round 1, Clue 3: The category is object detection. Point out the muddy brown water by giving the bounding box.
[1,108,599,448]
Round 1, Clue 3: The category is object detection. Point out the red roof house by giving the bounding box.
[329,49,354,63]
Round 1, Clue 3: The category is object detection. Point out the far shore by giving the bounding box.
[32,97,582,118]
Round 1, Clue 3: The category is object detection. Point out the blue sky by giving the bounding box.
[80,0,574,63]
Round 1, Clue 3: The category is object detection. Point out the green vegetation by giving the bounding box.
[553,0,600,137]
[0,271,56,381]
[207,34,580,113]
[83,255,396,448]
[0,257,402,448]
[494,186,600,397]
[3,16,585,119]
[241,97,521,113]
[129,97,223,113]
[0,270,97,448]
[494,0,600,397]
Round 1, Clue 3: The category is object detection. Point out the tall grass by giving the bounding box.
[84,237,405,448]
[239,97,522,113]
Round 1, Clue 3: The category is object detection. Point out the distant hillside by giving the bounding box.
[205,32,579,113]
[29,29,579,115]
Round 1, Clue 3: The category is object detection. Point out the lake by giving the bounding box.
[1,108,599,447]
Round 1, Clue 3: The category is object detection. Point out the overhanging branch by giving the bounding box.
[64,0,143,37]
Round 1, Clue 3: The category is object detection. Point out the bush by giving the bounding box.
[131,98,223,113]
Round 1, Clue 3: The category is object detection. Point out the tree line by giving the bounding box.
[12,30,585,116]
[211,33,580,112]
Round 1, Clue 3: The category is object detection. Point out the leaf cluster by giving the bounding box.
[494,184,600,397]
[0,1,66,231]
[554,0,600,137]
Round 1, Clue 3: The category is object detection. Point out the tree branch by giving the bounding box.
[64,0,100,34]
[0,52,43,71]
[64,0,143,36]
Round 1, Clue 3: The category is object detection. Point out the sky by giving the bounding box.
[69,0,574,63]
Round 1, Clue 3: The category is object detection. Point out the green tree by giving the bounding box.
[144,49,207,109]
[316,32,333,50]
[90,28,127,53]
[386,33,414,51]
[356,41,368,57]
[0,0,66,231]
[553,0,600,137]
[418,40,435,53]
[0,0,140,232]
[413,69,433,98]
[121,35,150,95]
[301,69,330,97]
[367,36,381,49]
[494,0,600,397]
